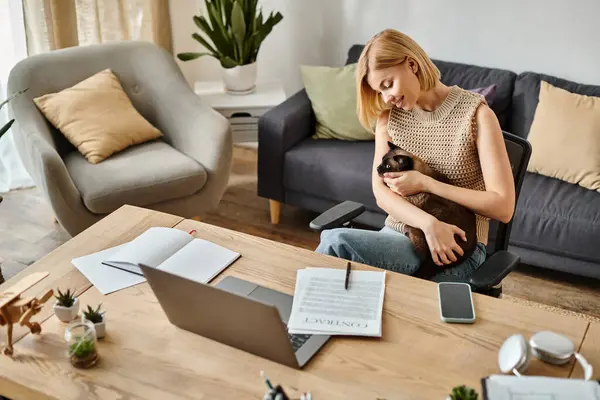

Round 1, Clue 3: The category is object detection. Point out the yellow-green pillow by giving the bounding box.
[34,69,163,164]
[300,64,373,141]
[527,80,600,192]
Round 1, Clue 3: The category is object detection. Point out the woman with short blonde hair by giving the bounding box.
[316,29,515,279]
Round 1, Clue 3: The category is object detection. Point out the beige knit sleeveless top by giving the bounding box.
[385,85,489,245]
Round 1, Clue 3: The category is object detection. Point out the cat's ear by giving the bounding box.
[387,141,399,150]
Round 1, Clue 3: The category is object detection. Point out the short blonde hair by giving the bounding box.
[356,29,441,131]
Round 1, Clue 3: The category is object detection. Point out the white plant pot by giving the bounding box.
[53,298,79,323]
[221,62,257,95]
[84,318,105,339]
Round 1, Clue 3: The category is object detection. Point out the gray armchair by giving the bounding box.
[7,41,232,236]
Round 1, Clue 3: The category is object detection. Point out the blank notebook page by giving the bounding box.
[157,239,241,284]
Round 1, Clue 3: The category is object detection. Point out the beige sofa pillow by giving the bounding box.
[526,80,600,191]
[34,69,162,164]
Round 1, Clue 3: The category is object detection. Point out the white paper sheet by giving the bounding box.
[287,268,385,337]
[71,243,147,295]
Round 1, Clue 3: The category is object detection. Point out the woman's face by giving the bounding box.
[367,59,421,111]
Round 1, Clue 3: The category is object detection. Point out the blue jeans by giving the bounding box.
[315,226,486,279]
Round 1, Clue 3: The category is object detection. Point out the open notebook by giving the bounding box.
[102,227,240,279]
[72,227,240,295]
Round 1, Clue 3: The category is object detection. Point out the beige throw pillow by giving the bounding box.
[34,69,162,164]
[526,80,600,191]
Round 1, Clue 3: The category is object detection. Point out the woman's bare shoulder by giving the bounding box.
[474,102,501,130]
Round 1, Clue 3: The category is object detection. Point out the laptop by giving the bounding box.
[138,263,330,369]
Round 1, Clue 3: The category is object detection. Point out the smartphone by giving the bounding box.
[437,282,476,323]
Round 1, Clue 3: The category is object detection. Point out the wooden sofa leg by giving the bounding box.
[191,216,201,222]
[269,200,281,224]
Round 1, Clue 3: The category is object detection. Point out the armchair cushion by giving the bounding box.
[33,68,163,164]
[65,141,207,214]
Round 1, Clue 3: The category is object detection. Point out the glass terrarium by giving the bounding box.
[64,319,99,368]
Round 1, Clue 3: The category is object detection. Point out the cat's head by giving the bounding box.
[376,142,416,177]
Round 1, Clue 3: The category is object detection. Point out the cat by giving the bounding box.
[377,141,477,278]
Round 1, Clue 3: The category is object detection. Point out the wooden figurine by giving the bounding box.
[0,272,53,356]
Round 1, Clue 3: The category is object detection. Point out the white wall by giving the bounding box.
[170,0,600,96]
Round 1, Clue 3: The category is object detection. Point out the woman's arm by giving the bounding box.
[424,104,515,223]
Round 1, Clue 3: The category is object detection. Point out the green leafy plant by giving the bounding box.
[69,337,96,358]
[55,288,76,308]
[0,88,28,140]
[177,0,283,68]
[449,385,479,400]
[83,304,104,323]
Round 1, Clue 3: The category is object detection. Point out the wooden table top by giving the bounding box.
[0,205,594,399]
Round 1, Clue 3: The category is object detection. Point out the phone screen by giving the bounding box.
[438,283,474,320]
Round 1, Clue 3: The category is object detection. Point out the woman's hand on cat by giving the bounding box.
[422,218,467,266]
[383,171,431,196]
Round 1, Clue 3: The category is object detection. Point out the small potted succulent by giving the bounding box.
[447,385,479,400]
[65,319,99,369]
[53,288,79,322]
[83,303,105,339]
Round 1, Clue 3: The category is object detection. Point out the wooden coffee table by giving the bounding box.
[0,205,596,399]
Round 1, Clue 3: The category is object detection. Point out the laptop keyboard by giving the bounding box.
[288,333,311,352]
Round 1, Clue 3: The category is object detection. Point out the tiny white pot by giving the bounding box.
[84,318,105,339]
[53,297,79,323]
[221,62,257,95]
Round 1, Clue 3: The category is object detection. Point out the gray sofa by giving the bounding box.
[258,44,600,280]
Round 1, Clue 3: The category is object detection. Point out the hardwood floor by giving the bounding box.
[0,188,70,283]
[1,145,599,320]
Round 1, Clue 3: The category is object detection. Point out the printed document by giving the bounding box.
[287,267,385,337]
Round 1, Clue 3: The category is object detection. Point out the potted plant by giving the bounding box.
[65,319,99,369]
[53,288,79,322]
[446,385,479,400]
[83,303,106,339]
[177,0,283,94]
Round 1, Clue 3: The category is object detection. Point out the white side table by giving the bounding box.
[194,81,287,144]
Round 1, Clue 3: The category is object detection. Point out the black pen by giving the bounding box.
[345,261,352,290]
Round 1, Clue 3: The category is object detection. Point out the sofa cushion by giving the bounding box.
[469,84,497,105]
[300,64,373,141]
[284,138,380,212]
[65,141,207,214]
[511,72,600,139]
[526,81,600,192]
[510,172,600,264]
